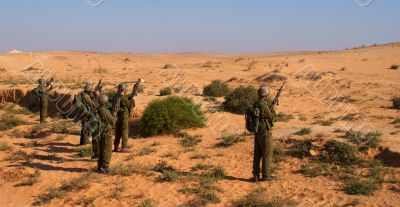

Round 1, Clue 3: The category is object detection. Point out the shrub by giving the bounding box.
[289,140,316,158]
[217,134,245,147]
[344,178,377,195]
[156,169,180,182]
[139,96,206,136]
[192,163,215,171]
[181,177,223,205]
[390,64,399,70]
[294,128,311,136]
[159,87,173,96]
[75,145,93,158]
[203,80,231,97]
[110,163,150,176]
[392,96,400,110]
[0,142,13,151]
[298,163,328,178]
[320,140,358,165]
[223,85,258,114]
[176,132,202,147]
[345,129,381,151]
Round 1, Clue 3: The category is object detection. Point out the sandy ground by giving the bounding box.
[0,43,399,207]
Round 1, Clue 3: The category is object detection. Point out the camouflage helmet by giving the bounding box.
[38,78,45,86]
[118,83,127,91]
[84,83,94,92]
[98,94,109,105]
[258,85,270,97]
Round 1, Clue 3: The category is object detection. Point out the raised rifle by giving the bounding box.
[270,82,285,111]
[130,79,144,99]
[95,77,103,92]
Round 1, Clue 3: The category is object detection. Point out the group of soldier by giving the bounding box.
[33,77,279,181]
[33,78,137,174]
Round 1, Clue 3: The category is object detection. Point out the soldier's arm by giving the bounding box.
[104,110,115,127]
[262,102,275,126]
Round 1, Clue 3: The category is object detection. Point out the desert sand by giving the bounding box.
[0,43,399,207]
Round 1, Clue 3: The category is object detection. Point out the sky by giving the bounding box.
[0,0,399,53]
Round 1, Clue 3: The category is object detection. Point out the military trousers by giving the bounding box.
[114,114,129,148]
[253,125,273,177]
[98,128,113,170]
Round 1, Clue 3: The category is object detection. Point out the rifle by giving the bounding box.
[46,76,55,86]
[95,77,103,92]
[111,88,122,116]
[130,79,144,99]
[269,82,285,111]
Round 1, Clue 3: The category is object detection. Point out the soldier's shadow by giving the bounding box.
[21,162,88,173]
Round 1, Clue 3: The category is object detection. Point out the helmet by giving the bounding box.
[258,85,270,97]
[98,94,109,105]
[118,83,127,91]
[38,78,45,86]
[84,83,94,92]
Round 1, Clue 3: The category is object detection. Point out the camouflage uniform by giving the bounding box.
[114,95,135,151]
[97,99,114,173]
[79,91,97,145]
[253,96,276,180]
[35,80,52,123]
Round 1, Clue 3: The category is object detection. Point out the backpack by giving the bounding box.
[31,88,42,100]
[245,105,260,133]
[73,92,90,117]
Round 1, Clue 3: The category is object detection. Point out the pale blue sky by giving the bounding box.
[0,0,399,53]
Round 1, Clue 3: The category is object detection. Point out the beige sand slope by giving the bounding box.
[0,43,399,207]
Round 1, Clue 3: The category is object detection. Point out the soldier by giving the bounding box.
[34,78,53,123]
[113,83,135,153]
[253,85,276,182]
[97,94,114,173]
[78,83,97,145]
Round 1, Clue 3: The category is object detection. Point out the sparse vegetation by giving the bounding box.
[233,187,297,207]
[289,139,316,158]
[203,80,231,97]
[139,96,206,136]
[93,67,108,73]
[75,145,93,157]
[344,178,377,195]
[0,115,27,131]
[181,177,223,205]
[318,119,333,126]
[138,147,156,156]
[33,173,100,206]
[110,162,150,176]
[137,199,157,207]
[294,128,311,136]
[344,129,382,151]
[163,64,176,69]
[176,131,202,147]
[275,112,295,122]
[390,64,399,70]
[159,87,173,96]
[217,134,245,147]
[0,142,13,151]
[192,163,215,171]
[4,149,31,162]
[223,85,258,114]
[51,120,79,135]
[15,168,41,187]
[392,96,400,110]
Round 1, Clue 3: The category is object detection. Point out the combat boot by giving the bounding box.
[253,174,260,182]
[261,175,276,181]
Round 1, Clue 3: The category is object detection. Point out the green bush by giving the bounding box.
[320,140,358,165]
[223,85,258,114]
[139,96,206,136]
[392,96,400,110]
[159,87,173,96]
[344,178,377,195]
[203,80,231,97]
